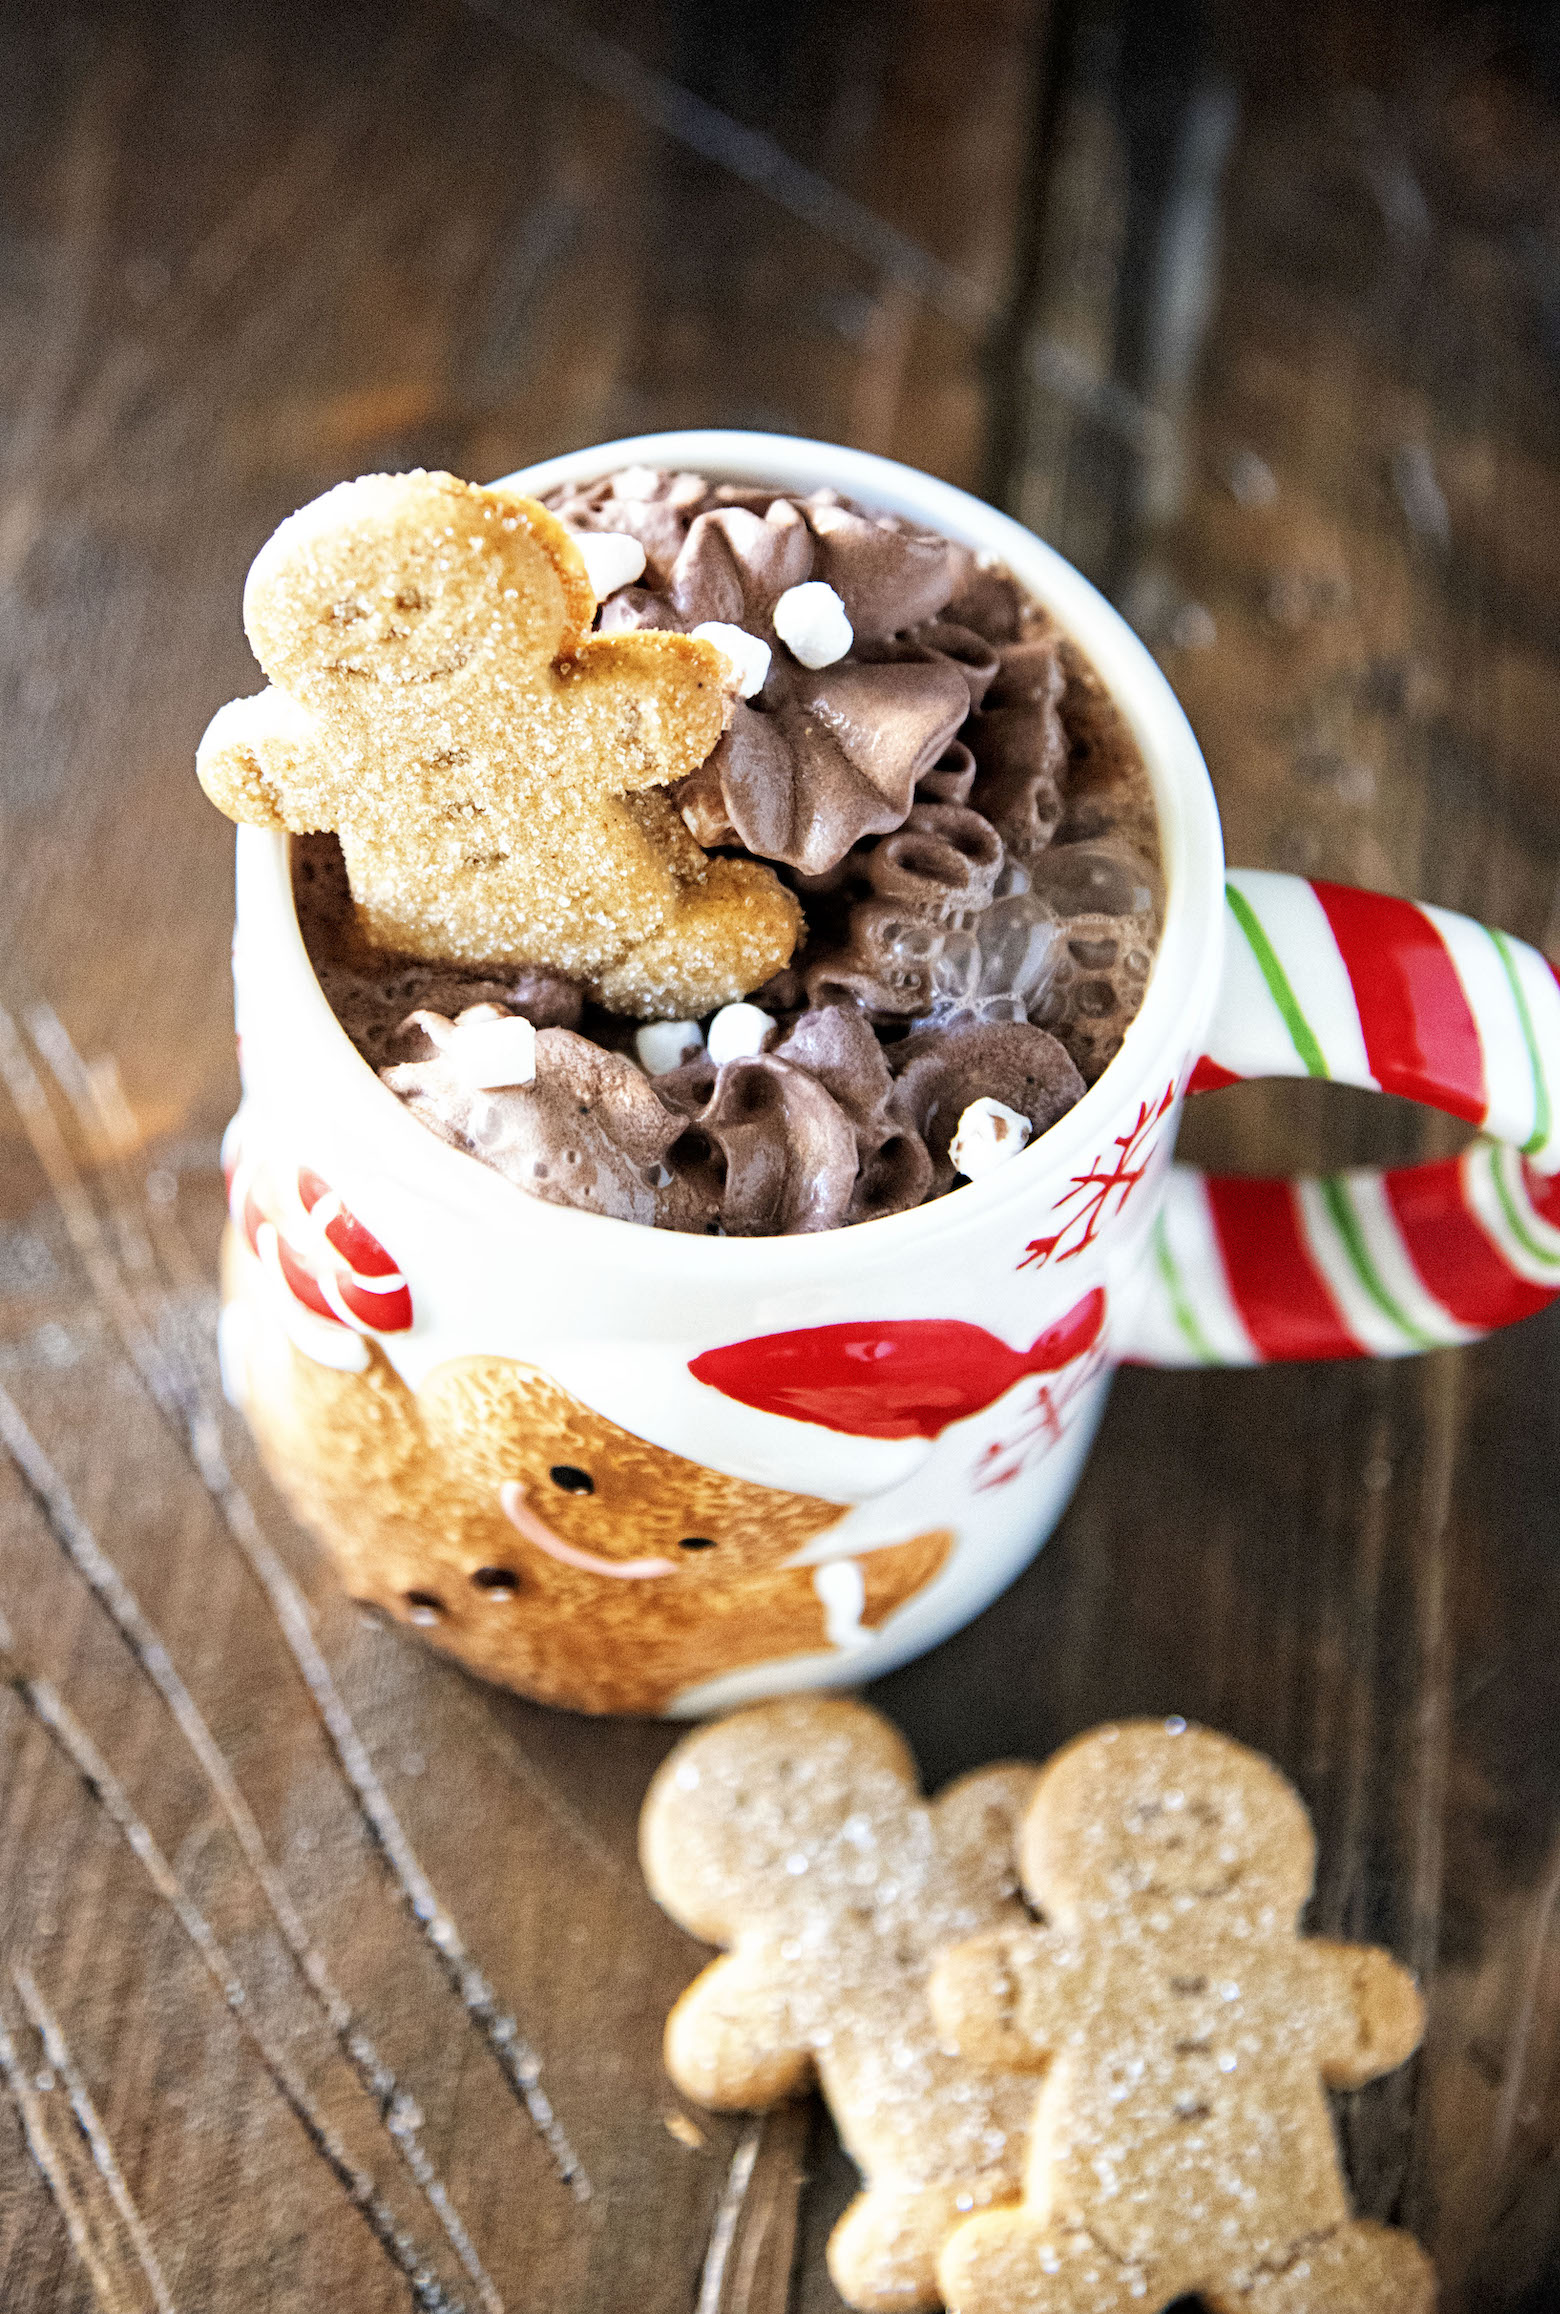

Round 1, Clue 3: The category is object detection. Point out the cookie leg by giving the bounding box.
[1214,2221,1436,2314]
[828,2184,1013,2314]
[591,857,801,1017]
[937,2212,1149,2314]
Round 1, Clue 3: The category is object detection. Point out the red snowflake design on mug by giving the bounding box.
[1017,1080,1177,1271]
[225,1127,412,1336]
[970,1337,1111,1491]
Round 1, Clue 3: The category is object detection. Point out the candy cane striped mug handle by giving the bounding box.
[1127,870,1560,1366]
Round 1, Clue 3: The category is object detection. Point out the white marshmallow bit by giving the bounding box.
[612,465,664,502]
[446,1012,538,1090]
[691,621,772,699]
[574,529,647,600]
[773,580,853,669]
[950,1097,1033,1181]
[635,1019,705,1075]
[706,1003,777,1064]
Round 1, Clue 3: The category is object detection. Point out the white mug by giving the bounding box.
[219,431,1560,1718]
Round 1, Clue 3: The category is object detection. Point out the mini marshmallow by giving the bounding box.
[574,529,647,600]
[706,1002,777,1065]
[949,1097,1033,1181]
[691,621,772,699]
[773,581,853,670]
[446,1010,538,1090]
[611,465,664,502]
[635,1019,705,1075]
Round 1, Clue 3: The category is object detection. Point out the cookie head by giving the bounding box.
[640,1697,919,1943]
[1022,1721,1316,1923]
[242,471,596,717]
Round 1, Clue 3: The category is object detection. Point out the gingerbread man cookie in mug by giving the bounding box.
[641,1698,1039,2312]
[197,470,800,1017]
[930,1720,1433,2313]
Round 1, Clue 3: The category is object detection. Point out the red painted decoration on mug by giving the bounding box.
[689,1289,1107,1440]
[226,1128,413,1336]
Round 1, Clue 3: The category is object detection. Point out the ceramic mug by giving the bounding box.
[218,429,1560,1719]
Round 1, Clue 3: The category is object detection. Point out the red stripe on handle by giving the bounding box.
[1523,1160,1560,1229]
[1205,1176,1364,1361]
[1385,1159,1557,1330]
[1187,1055,1241,1096]
[1312,881,1487,1124]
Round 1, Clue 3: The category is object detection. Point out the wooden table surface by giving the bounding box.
[3,1,1560,2306]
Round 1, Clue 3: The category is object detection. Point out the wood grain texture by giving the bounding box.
[1,0,1558,2308]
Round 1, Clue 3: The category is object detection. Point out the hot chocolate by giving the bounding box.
[289,468,1163,1237]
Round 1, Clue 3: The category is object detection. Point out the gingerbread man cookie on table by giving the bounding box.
[640,1697,1040,2313]
[929,1719,1434,2313]
[197,470,800,1016]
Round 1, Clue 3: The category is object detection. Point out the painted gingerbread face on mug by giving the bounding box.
[223,1224,952,1716]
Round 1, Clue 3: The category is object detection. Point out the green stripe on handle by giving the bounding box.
[1224,883,1330,1080]
[1489,926,1553,1158]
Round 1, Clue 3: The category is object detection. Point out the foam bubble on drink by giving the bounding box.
[915,895,1062,1029]
[973,895,1064,1011]
[1025,843,1152,919]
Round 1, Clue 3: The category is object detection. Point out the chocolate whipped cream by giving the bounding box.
[295,469,1163,1236]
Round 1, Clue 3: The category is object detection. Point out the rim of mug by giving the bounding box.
[236,428,1225,1274]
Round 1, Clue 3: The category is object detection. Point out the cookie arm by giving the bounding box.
[196,687,332,833]
[933,1764,1041,1882]
[928,1926,1071,2073]
[565,630,733,795]
[1307,1940,1426,2088]
[664,1952,812,2110]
